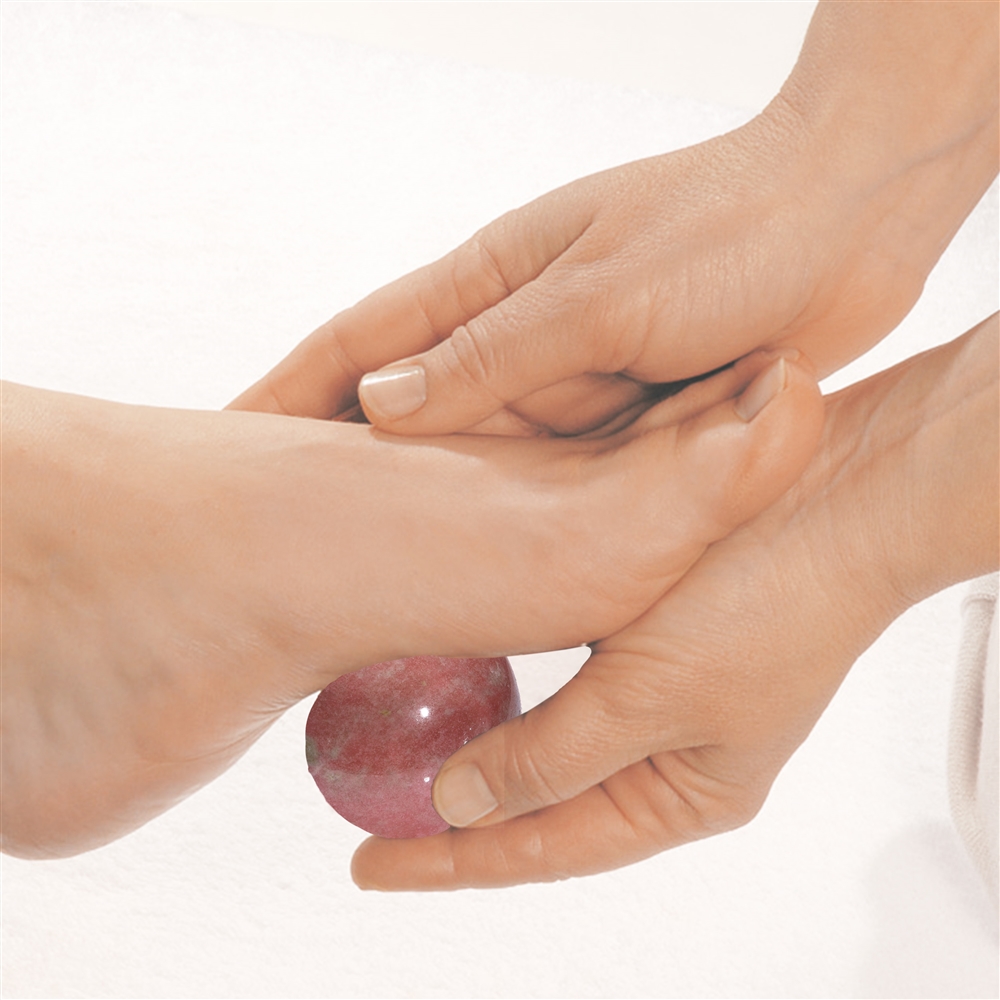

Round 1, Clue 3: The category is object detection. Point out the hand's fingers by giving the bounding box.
[430,650,691,829]
[356,241,648,434]
[350,356,824,890]
[456,373,655,438]
[355,252,814,438]
[613,349,789,437]
[228,195,591,418]
[609,352,825,545]
[352,745,773,891]
[402,357,822,830]
[477,373,661,438]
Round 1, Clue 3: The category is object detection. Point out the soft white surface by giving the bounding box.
[151,0,816,112]
[1,3,997,998]
[950,575,1000,906]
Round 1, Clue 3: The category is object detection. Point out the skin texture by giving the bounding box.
[350,315,999,889]
[225,0,998,888]
[232,4,998,438]
[3,0,995,891]
[0,351,821,858]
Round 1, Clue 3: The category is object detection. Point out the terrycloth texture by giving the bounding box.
[1,4,998,999]
[950,574,1000,906]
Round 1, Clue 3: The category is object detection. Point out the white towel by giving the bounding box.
[950,573,1000,905]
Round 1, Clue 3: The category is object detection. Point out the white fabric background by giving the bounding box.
[950,575,1000,906]
[1,3,997,997]
[150,0,817,112]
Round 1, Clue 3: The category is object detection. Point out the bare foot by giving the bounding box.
[0,351,821,857]
[349,316,999,889]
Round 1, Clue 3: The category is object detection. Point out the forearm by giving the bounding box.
[748,1,999,373]
[784,1,998,159]
[878,314,998,601]
[817,313,999,621]
[782,0,998,261]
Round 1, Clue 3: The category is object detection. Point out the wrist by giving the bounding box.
[880,315,999,602]
[780,2,998,164]
[765,1,998,298]
[813,316,999,619]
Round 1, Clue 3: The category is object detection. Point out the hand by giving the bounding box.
[231,2,997,439]
[0,350,820,858]
[350,314,998,889]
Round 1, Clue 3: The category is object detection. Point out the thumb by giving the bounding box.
[356,265,622,435]
[428,354,824,828]
[430,653,674,828]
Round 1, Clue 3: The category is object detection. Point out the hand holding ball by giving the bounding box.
[306,656,520,838]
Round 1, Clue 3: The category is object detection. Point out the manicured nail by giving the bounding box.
[758,345,820,378]
[359,365,427,421]
[735,358,786,422]
[759,346,802,365]
[433,763,498,827]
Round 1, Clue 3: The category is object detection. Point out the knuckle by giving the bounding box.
[504,737,568,812]
[446,231,514,319]
[643,754,769,845]
[319,331,366,386]
[471,232,514,300]
[446,322,501,393]
[257,378,297,417]
[687,786,764,836]
[508,826,573,884]
[412,286,444,343]
[451,815,569,888]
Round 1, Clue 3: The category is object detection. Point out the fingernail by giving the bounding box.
[359,366,427,421]
[433,763,498,827]
[760,346,801,363]
[758,345,819,378]
[735,358,786,422]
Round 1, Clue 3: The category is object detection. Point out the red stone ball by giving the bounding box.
[306,656,520,838]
